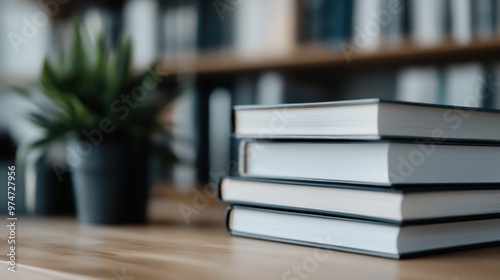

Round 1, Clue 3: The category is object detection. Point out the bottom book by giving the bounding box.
[226,206,500,259]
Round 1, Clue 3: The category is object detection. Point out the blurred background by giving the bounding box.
[2,0,500,217]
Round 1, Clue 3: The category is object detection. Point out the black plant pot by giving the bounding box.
[70,139,151,224]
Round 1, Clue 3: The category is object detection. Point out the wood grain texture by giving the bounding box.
[1,189,499,280]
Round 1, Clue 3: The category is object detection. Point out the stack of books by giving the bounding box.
[220,99,500,259]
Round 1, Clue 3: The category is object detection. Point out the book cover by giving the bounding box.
[225,206,500,259]
[219,176,500,225]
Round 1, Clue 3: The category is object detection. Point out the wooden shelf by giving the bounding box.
[5,38,500,87]
[158,38,500,76]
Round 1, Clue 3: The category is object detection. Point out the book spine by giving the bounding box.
[444,63,485,108]
[238,140,249,176]
[323,0,340,42]
[224,206,233,233]
[396,67,440,103]
[217,177,225,202]
[450,0,472,44]
[352,0,382,50]
[474,0,495,38]
[382,0,405,44]
[301,0,324,42]
[410,0,447,46]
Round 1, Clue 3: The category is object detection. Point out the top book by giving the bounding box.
[233,99,500,142]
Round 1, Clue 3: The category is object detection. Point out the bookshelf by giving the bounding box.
[158,38,500,76]
[5,36,500,182]
[4,0,500,184]
[159,37,500,182]
[4,38,500,87]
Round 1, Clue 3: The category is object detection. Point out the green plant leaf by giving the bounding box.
[41,58,61,91]
[64,21,87,81]
[115,36,132,93]
[12,20,181,167]
[105,51,119,100]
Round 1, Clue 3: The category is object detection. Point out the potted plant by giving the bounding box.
[16,23,179,224]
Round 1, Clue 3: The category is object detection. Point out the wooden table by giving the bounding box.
[1,189,499,280]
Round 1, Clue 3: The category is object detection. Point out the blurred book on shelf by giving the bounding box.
[451,0,473,45]
[4,0,500,79]
[153,0,500,60]
[4,0,500,186]
[410,0,447,46]
[353,0,383,51]
[474,0,496,39]
[160,0,199,54]
[209,88,231,182]
[170,82,199,190]
[444,63,485,107]
[299,0,324,43]
[234,0,298,57]
[396,67,441,104]
[255,72,286,105]
[124,0,158,68]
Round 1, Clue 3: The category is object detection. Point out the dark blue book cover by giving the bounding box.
[323,0,353,43]
[302,0,325,42]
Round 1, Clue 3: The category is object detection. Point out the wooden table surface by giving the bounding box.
[1,188,500,280]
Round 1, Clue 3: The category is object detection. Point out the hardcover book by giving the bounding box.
[233,99,500,142]
[220,177,500,223]
[226,205,500,259]
[238,141,500,185]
